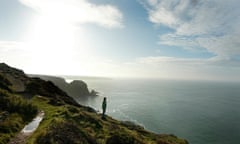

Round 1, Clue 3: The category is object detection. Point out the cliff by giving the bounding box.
[29,74,97,99]
[0,63,188,144]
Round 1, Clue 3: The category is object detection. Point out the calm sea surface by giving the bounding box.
[73,78,240,144]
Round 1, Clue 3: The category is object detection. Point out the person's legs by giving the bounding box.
[102,109,106,119]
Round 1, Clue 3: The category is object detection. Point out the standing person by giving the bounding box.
[102,97,107,119]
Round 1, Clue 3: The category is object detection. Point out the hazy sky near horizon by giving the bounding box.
[0,0,240,81]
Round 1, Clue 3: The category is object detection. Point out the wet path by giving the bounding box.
[8,111,45,144]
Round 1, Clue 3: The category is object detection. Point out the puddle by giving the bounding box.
[22,111,44,133]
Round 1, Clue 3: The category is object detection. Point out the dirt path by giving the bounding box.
[8,111,44,144]
[8,132,32,144]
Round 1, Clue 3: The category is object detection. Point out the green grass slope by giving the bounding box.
[28,96,188,144]
[0,89,38,144]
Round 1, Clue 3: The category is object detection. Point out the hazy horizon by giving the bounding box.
[27,72,240,83]
[1,0,240,81]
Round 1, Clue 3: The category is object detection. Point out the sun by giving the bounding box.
[24,13,90,75]
[29,14,75,57]
[22,4,107,76]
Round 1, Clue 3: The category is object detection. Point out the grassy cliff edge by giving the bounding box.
[0,63,188,144]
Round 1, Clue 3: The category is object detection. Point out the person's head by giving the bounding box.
[104,97,106,101]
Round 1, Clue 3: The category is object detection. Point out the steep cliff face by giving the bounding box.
[68,80,91,97]
[29,74,95,99]
[0,63,188,144]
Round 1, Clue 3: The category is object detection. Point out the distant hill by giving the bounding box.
[0,63,188,144]
[29,74,98,100]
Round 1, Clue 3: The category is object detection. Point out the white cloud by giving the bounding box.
[143,0,240,58]
[19,0,123,28]
[197,34,240,57]
[149,6,177,27]
[159,34,200,51]
[146,0,198,28]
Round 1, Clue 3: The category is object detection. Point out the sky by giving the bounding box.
[0,0,240,81]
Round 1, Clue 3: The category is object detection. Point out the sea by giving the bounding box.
[67,78,240,144]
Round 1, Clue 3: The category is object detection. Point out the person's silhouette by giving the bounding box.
[102,97,107,119]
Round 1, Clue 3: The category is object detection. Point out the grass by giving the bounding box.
[0,91,188,144]
[0,89,38,144]
[27,96,188,144]
[27,96,100,144]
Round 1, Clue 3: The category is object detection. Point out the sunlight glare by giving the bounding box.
[25,12,91,75]
[23,1,111,76]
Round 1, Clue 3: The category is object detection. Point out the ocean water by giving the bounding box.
[73,78,240,144]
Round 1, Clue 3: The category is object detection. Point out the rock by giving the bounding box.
[68,80,90,97]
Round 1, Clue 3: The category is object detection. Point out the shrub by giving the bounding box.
[0,90,38,122]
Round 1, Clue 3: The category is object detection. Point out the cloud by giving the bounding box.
[145,0,199,28]
[19,0,123,28]
[159,33,200,51]
[143,0,240,58]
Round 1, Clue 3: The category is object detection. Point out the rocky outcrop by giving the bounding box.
[67,80,90,97]
[29,74,97,99]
